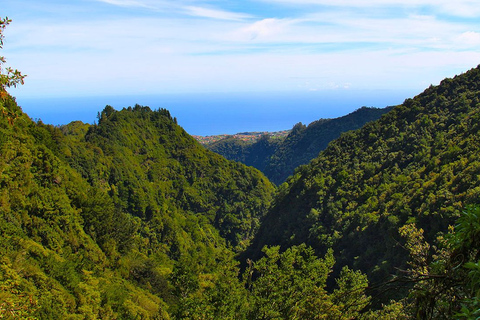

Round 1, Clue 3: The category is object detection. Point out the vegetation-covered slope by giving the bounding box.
[208,106,391,185]
[0,95,156,319]
[264,106,392,184]
[62,105,275,249]
[0,95,399,319]
[207,134,282,175]
[247,65,480,288]
[0,92,277,318]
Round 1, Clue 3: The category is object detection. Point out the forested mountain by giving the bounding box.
[246,65,480,310]
[208,106,391,185]
[0,95,401,319]
[207,134,282,177]
[63,105,275,250]
[0,93,277,318]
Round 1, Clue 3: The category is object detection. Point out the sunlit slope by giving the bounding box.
[63,105,275,249]
[0,97,275,318]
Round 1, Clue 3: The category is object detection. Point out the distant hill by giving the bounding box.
[193,130,290,145]
[207,106,392,185]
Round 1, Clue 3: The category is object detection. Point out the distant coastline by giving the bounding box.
[14,89,414,136]
[193,130,291,145]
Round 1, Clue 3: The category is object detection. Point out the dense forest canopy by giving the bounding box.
[246,64,480,314]
[0,95,395,319]
[208,106,392,185]
[1,18,480,319]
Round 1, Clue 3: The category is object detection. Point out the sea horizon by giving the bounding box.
[15,89,416,136]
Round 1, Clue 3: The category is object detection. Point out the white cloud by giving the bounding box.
[183,6,252,21]
[219,12,470,55]
[4,0,480,99]
[231,18,297,41]
[457,31,480,47]
[435,1,480,17]
[96,0,155,8]
[258,0,480,17]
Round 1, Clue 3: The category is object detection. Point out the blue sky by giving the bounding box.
[2,0,480,99]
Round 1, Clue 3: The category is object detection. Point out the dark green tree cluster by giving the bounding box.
[209,107,391,185]
[264,107,392,184]
[208,134,282,174]
[63,104,275,250]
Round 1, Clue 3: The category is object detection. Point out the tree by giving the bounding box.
[0,17,26,124]
[398,206,480,319]
[245,244,379,319]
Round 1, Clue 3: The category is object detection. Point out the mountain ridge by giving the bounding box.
[245,65,480,291]
[207,106,392,185]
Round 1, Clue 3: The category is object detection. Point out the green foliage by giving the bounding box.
[209,107,391,185]
[63,105,275,250]
[246,244,335,319]
[264,107,392,185]
[170,250,249,319]
[397,206,480,319]
[243,244,404,320]
[0,90,275,318]
[208,134,282,175]
[246,65,480,305]
[0,17,26,125]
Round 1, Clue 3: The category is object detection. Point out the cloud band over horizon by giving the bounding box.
[2,0,480,98]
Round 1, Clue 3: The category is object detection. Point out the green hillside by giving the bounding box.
[264,106,392,184]
[0,92,276,318]
[62,105,275,250]
[208,106,391,185]
[207,134,282,175]
[246,65,480,300]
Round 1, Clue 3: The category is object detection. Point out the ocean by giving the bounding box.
[14,90,415,136]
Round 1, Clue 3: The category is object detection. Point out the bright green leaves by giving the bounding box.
[0,257,39,319]
[399,224,431,273]
[331,266,370,318]
[451,205,480,253]
[246,244,371,320]
[74,105,275,250]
